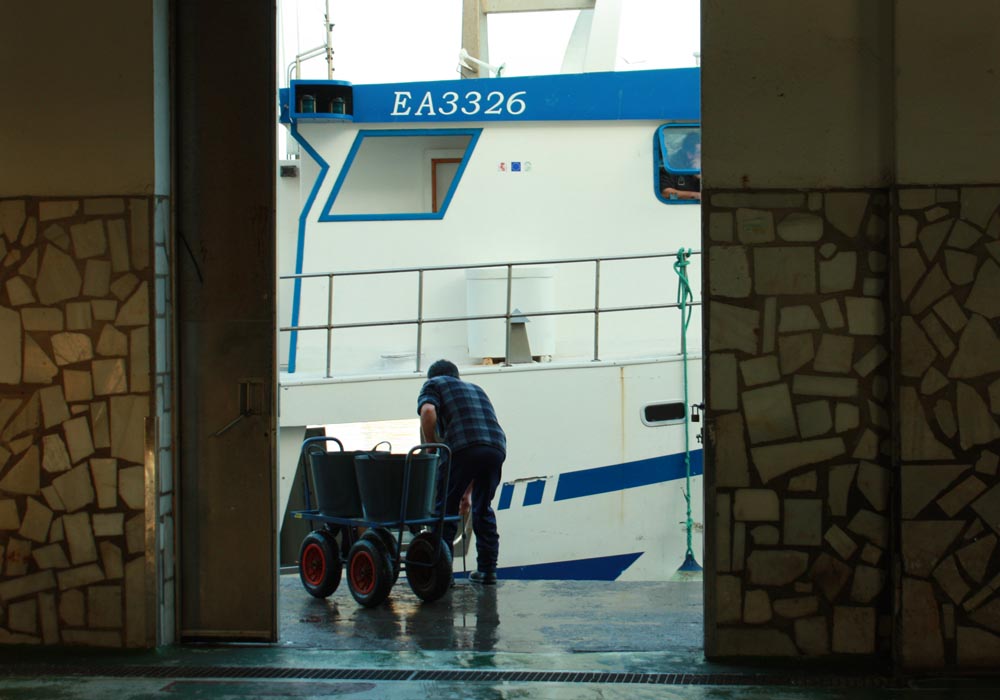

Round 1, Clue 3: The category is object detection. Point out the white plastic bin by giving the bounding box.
[465,266,555,358]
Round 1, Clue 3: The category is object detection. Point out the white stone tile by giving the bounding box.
[777,212,823,242]
[8,434,32,454]
[898,188,936,210]
[126,514,144,554]
[100,541,124,580]
[32,543,70,570]
[20,217,37,247]
[51,332,94,366]
[57,563,104,591]
[40,485,65,511]
[778,305,820,332]
[714,192,805,209]
[70,220,107,259]
[91,299,117,321]
[21,307,63,332]
[778,333,815,374]
[709,302,760,354]
[90,400,111,449]
[957,382,1000,451]
[0,200,26,241]
[750,437,846,483]
[3,247,22,267]
[825,524,858,560]
[4,537,32,576]
[964,259,1000,320]
[89,458,118,508]
[110,273,139,300]
[39,200,79,221]
[853,344,888,378]
[115,281,149,326]
[18,497,53,543]
[39,385,70,429]
[5,276,35,306]
[743,383,797,443]
[739,355,780,387]
[93,513,125,538]
[813,334,854,374]
[744,589,772,624]
[22,334,58,384]
[48,516,64,543]
[8,598,38,634]
[826,192,869,237]
[83,258,112,297]
[58,589,84,625]
[111,395,149,464]
[96,324,128,357]
[796,400,832,439]
[0,306,22,384]
[0,446,40,495]
[784,498,823,546]
[70,404,88,415]
[709,211,733,242]
[736,208,775,244]
[845,297,885,336]
[125,555,147,647]
[52,463,95,513]
[762,297,777,353]
[92,358,128,395]
[1,392,39,443]
[733,489,779,521]
[755,247,816,295]
[0,570,56,604]
[41,434,71,474]
[36,245,83,304]
[62,511,98,565]
[118,465,145,510]
[62,415,95,465]
[63,369,93,403]
[39,591,58,644]
[66,301,93,330]
[793,375,858,398]
[129,327,150,393]
[43,223,70,250]
[107,218,130,272]
[709,246,751,298]
[747,550,809,586]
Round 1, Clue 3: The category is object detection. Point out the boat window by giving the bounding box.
[642,401,686,426]
[655,124,701,204]
[320,130,481,221]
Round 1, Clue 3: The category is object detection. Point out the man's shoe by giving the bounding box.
[469,570,497,585]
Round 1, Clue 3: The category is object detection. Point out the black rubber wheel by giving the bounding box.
[298,530,342,598]
[405,531,453,603]
[347,537,394,607]
[363,528,401,585]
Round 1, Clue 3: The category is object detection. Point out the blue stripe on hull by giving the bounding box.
[553,450,703,502]
[467,552,644,581]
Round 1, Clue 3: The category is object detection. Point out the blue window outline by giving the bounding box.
[654,123,701,205]
[319,128,482,222]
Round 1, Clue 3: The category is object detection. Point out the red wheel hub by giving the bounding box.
[302,542,326,586]
[350,550,376,595]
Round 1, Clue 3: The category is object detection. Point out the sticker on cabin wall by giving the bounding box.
[498,161,532,173]
[511,162,521,172]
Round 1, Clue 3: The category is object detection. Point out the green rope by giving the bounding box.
[673,247,699,569]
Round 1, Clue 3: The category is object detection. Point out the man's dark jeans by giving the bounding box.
[438,445,504,572]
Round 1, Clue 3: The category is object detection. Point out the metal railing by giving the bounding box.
[280,251,701,377]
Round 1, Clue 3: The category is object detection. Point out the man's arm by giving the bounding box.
[419,403,438,445]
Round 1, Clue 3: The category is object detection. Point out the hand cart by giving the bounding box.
[291,437,457,608]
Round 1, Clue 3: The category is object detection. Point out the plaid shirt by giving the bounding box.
[417,376,506,455]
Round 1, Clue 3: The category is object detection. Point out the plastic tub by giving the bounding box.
[354,452,440,522]
[307,446,365,518]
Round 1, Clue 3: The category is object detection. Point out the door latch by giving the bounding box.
[212,380,264,437]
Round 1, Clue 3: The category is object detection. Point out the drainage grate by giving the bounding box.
[0,664,897,687]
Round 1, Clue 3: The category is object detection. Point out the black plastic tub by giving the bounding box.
[354,452,440,522]
[307,447,365,518]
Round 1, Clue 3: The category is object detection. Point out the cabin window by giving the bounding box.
[654,124,701,204]
[320,129,481,221]
[642,401,686,426]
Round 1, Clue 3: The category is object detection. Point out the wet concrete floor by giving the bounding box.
[3,576,1000,698]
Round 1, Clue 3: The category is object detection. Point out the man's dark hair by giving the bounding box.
[427,359,460,379]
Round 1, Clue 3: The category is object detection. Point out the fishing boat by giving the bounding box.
[276,5,704,581]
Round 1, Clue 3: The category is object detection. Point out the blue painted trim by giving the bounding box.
[318,128,482,222]
[286,123,332,374]
[523,480,545,507]
[654,123,701,206]
[480,552,643,581]
[497,483,514,511]
[342,68,699,123]
[553,450,704,502]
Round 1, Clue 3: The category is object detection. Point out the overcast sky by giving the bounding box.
[279,0,701,85]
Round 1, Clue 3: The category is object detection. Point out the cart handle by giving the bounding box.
[371,440,392,452]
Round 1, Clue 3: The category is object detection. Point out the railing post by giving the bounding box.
[416,269,424,373]
[504,264,513,366]
[326,273,335,378]
[593,259,601,361]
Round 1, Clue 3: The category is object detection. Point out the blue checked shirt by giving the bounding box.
[417,376,506,455]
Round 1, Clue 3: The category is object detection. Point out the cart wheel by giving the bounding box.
[364,528,401,585]
[347,538,393,607]
[299,530,342,598]
[405,531,453,603]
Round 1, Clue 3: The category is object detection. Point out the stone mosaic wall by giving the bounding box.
[897,186,1000,668]
[0,196,169,647]
[705,191,893,658]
